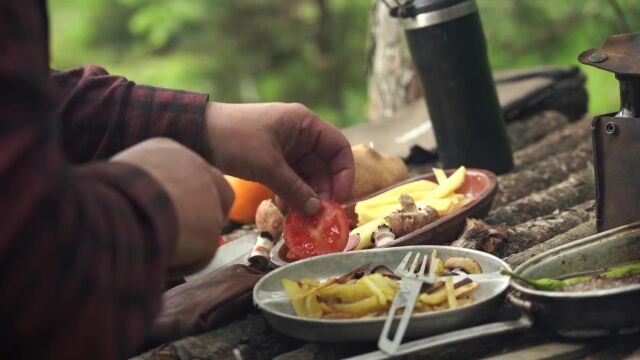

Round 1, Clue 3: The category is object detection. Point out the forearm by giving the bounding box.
[1,1,178,356]
[51,66,209,162]
[1,143,178,359]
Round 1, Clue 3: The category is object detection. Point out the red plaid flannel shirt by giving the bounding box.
[0,1,209,358]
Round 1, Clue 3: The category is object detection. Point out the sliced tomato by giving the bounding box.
[283,199,350,260]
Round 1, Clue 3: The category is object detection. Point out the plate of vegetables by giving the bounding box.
[254,245,511,342]
[270,166,498,266]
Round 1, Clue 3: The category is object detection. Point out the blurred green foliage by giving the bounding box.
[50,0,639,127]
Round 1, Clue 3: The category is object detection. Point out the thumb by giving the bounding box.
[263,162,320,216]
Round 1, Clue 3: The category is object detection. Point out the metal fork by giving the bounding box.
[378,251,437,355]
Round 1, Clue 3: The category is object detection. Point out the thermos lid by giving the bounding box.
[390,0,477,29]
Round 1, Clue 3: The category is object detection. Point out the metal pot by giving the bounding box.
[509,221,640,337]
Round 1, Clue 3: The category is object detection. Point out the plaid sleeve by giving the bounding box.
[0,1,178,358]
[51,66,210,163]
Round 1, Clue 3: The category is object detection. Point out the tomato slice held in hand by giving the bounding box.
[283,199,350,260]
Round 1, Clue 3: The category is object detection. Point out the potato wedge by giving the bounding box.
[424,166,466,200]
[305,294,323,318]
[357,180,438,208]
[282,279,307,317]
[445,277,457,309]
[329,295,382,314]
[432,168,448,184]
[359,277,388,305]
[317,283,372,302]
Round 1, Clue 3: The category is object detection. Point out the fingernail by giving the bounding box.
[302,197,321,216]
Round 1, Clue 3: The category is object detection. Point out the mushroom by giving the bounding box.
[386,194,438,237]
[255,199,285,239]
[371,265,401,280]
[372,224,396,247]
[443,257,483,274]
[250,199,285,270]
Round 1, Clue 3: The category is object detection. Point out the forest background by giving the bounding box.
[50,0,639,128]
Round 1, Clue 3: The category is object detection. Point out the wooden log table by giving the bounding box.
[133,111,640,360]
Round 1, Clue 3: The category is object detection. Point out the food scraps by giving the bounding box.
[281,253,482,319]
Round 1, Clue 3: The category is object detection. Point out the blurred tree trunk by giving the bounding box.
[367,0,420,123]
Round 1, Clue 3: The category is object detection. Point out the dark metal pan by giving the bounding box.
[346,222,640,359]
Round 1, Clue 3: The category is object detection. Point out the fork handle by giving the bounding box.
[377,279,422,355]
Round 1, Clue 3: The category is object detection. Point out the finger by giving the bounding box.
[260,156,320,216]
[286,111,354,202]
[275,196,291,214]
[303,126,354,202]
[327,146,355,202]
[297,152,332,200]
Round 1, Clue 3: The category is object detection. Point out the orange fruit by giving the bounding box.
[224,175,276,224]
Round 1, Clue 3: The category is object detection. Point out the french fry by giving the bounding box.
[418,287,448,305]
[432,168,448,184]
[305,294,323,318]
[445,277,457,309]
[372,179,438,199]
[282,279,308,317]
[329,296,382,314]
[359,277,388,305]
[318,283,371,302]
[424,166,466,200]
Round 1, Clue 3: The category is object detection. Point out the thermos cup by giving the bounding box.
[391,0,513,174]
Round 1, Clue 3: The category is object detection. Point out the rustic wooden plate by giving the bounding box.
[270,168,498,268]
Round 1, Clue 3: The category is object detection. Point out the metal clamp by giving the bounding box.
[402,0,478,30]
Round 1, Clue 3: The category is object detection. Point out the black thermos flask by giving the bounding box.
[392,0,513,174]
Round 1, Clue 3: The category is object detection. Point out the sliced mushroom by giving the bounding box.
[373,224,396,247]
[386,194,438,237]
[443,257,483,274]
[371,265,401,280]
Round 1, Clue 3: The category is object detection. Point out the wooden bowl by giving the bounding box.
[270,168,498,267]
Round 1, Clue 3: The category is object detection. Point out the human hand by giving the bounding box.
[111,138,234,275]
[204,102,354,216]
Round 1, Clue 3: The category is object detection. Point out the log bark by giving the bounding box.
[506,111,569,151]
[485,166,595,226]
[494,200,595,258]
[133,314,300,360]
[492,141,592,208]
[513,115,591,169]
[452,201,595,259]
[367,0,420,123]
[505,218,596,267]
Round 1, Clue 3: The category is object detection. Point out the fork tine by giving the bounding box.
[408,253,421,274]
[419,254,428,275]
[395,252,413,273]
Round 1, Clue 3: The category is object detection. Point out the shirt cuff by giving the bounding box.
[124,84,210,158]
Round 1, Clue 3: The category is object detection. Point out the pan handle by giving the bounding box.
[507,292,533,313]
[344,313,533,360]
